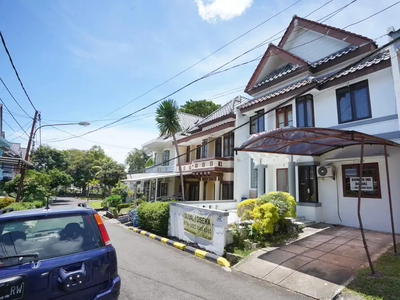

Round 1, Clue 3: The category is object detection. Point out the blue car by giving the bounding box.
[0,206,120,300]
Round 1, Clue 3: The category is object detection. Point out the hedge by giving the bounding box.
[136,202,170,236]
[0,196,15,209]
[117,203,132,213]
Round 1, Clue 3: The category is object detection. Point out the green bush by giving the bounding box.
[31,200,45,208]
[117,203,132,213]
[137,202,169,236]
[102,195,122,208]
[0,196,15,209]
[252,203,280,234]
[111,181,129,202]
[258,191,296,219]
[237,198,256,220]
[5,202,36,211]
[109,207,119,218]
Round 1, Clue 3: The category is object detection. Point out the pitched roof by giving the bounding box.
[177,112,204,133]
[196,96,249,128]
[241,50,390,111]
[278,15,376,49]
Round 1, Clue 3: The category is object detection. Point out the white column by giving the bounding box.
[155,178,158,201]
[288,155,296,198]
[199,179,204,201]
[215,177,220,200]
[257,164,266,197]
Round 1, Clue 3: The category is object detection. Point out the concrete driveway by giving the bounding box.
[235,224,396,300]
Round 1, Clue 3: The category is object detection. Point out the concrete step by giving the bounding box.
[292,219,315,228]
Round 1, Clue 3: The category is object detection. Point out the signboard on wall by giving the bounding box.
[350,177,373,191]
[183,211,213,240]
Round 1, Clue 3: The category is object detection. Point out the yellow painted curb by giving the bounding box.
[140,231,147,235]
[194,249,207,259]
[173,242,186,250]
[132,227,138,232]
[161,238,169,244]
[217,257,230,267]
[149,234,156,239]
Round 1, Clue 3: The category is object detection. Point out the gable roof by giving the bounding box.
[177,112,203,133]
[245,16,378,95]
[194,96,249,129]
[278,15,376,49]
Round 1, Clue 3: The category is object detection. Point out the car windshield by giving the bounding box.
[0,213,103,268]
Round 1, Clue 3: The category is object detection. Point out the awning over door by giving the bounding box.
[123,172,191,182]
[235,127,400,156]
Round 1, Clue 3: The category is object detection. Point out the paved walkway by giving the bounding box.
[235,224,396,300]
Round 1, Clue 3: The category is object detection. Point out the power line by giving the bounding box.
[47,0,361,143]
[0,78,31,117]
[0,31,37,111]
[0,97,30,138]
[88,0,304,123]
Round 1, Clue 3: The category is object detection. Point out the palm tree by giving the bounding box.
[155,99,185,200]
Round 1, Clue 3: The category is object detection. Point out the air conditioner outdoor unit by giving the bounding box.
[317,166,334,178]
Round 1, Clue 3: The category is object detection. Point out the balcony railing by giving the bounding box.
[176,157,234,173]
[145,164,175,173]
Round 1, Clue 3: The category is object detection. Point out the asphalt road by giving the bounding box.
[105,221,309,300]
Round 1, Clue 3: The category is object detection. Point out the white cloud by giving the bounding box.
[195,0,253,22]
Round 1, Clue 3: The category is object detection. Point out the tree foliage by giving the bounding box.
[31,145,68,172]
[125,148,150,174]
[179,99,221,118]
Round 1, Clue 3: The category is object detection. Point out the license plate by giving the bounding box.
[0,276,26,300]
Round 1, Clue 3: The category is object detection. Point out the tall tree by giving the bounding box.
[93,158,126,195]
[155,99,185,200]
[179,99,221,117]
[31,145,69,173]
[125,148,150,174]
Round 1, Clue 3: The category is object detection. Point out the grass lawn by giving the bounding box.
[343,244,400,300]
[119,206,134,214]
[87,200,103,209]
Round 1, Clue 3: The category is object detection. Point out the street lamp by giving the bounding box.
[32,121,90,151]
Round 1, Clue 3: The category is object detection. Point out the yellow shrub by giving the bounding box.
[0,196,15,209]
[258,191,296,219]
[252,203,280,234]
[237,198,256,220]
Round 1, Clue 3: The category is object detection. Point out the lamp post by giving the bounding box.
[32,121,90,152]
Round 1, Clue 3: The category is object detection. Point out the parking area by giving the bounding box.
[235,224,396,300]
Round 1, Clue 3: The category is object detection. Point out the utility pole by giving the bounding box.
[16,110,38,202]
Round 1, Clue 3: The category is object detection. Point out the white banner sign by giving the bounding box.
[350,177,373,191]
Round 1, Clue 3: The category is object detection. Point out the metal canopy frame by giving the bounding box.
[235,127,399,274]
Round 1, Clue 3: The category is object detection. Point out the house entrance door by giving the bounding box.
[298,166,318,203]
[189,184,199,201]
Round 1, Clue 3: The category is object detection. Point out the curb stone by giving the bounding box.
[125,226,230,267]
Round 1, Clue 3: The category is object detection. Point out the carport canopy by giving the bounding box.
[235,127,400,156]
[235,127,400,275]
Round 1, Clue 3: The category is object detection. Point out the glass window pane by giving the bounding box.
[306,100,313,127]
[250,159,258,189]
[339,91,352,122]
[354,87,370,119]
[287,110,293,126]
[362,165,379,197]
[297,102,305,127]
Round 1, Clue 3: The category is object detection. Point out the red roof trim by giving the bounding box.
[244,44,309,94]
[278,16,376,48]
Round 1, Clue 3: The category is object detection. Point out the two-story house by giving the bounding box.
[176,96,248,201]
[124,112,203,200]
[234,16,400,233]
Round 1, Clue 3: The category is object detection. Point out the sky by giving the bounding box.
[0,0,399,164]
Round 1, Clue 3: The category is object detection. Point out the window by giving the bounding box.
[276,168,288,192]
[196,145,201,160]
[342,163,381,198]
[223,133,234,157]
[162,150,170,166]
[222,183,234,200]
[276,105,293,128]
[296,95,314,127]
[186,146,190,163]
[298,166,318,203]
[336,80,371,124]
[161,182,168,197]
[250,159,258,189]
[154,153,157,165]
[0,214,103,268]
[250,110,265,134]
[202,140,208,159]
[215,137,222,157]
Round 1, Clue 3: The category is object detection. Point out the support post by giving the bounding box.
[384,144,397,253]
[257,163,265,197]
[16,110,38,202]
[215,177,220,200]
[357,138,375,275]
[155,178,158,201]
[133,182,138,208]
[288,155,296,198]
[199,179,204,201]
